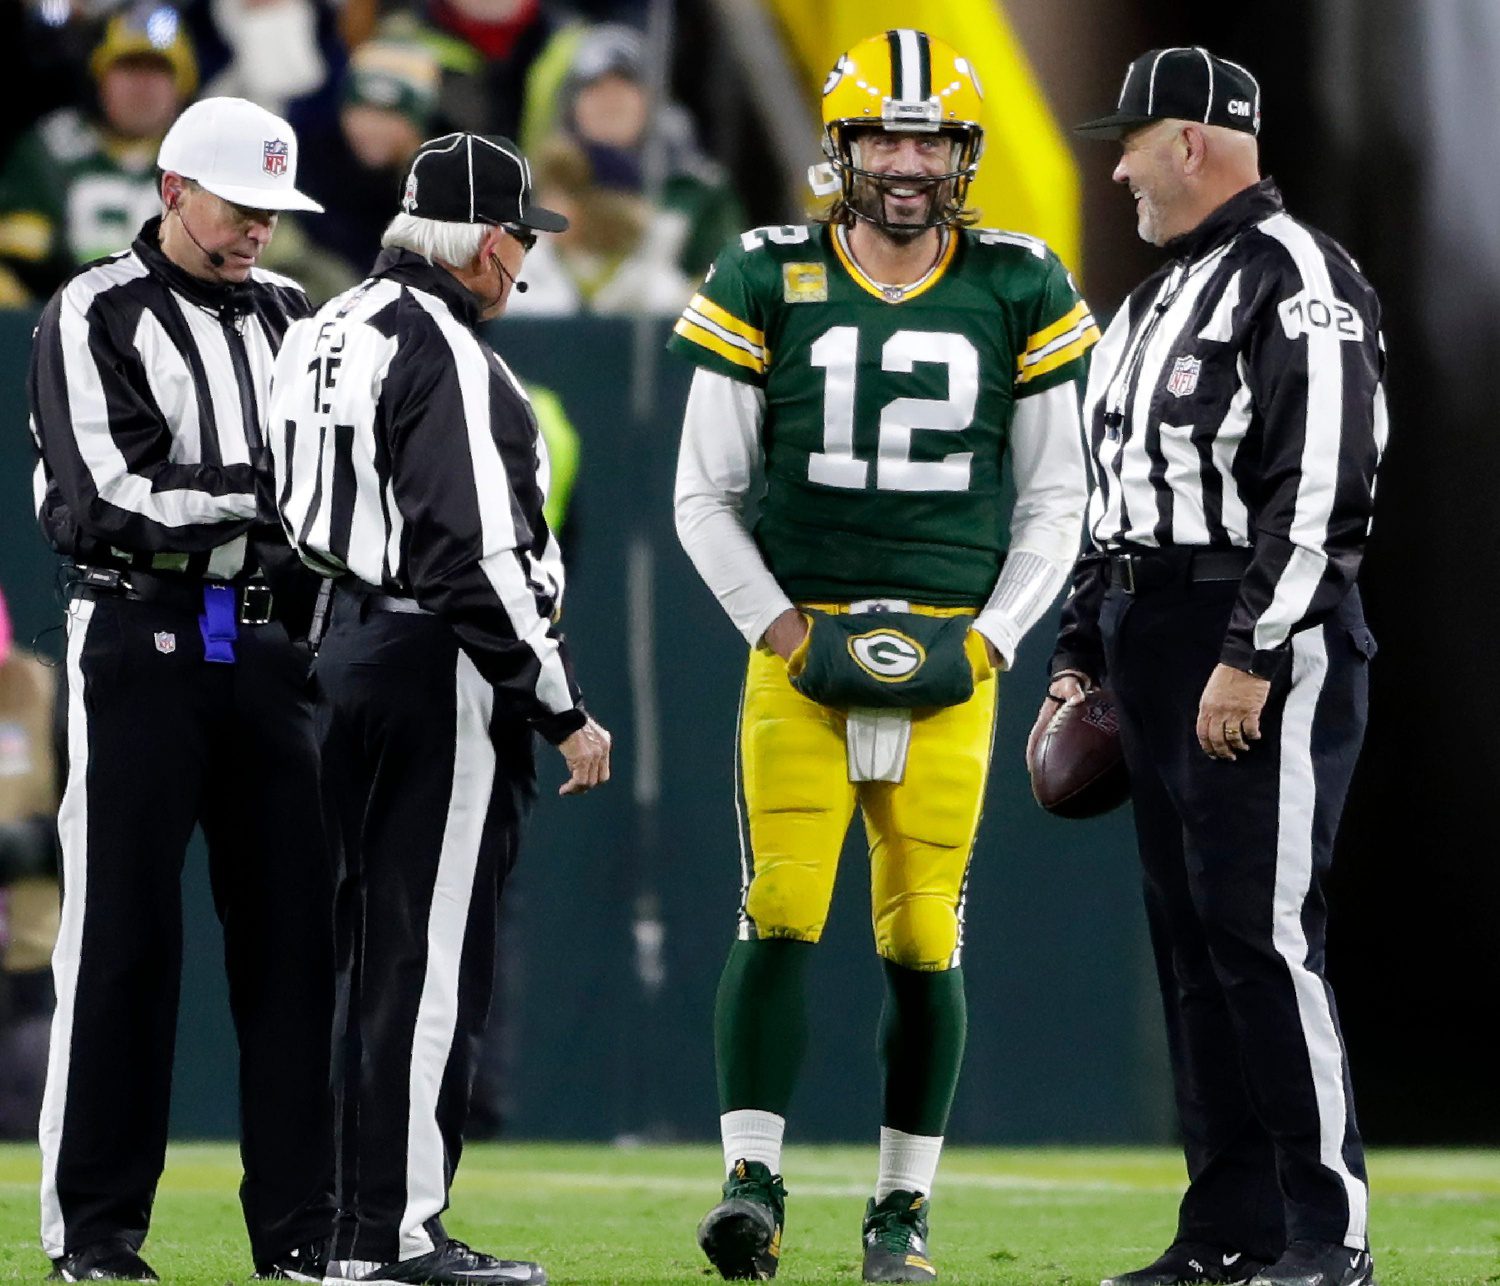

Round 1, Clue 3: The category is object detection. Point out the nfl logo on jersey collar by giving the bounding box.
[1167,354,1202,397]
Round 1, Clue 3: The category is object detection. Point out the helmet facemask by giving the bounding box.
[825,122,982,239]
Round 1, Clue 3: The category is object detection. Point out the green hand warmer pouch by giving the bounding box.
[786,611,980,710]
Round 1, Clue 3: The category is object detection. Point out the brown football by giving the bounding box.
[1029,688,1131,819]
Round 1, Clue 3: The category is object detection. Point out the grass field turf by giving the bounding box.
[0,1144,1495,1285]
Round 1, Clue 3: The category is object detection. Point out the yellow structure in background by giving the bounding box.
[767,0,1081,273]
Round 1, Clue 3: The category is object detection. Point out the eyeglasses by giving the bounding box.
[501,223,537,252]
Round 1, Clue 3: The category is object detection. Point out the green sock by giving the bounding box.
[715,937,813,1112]
[878,960,967,1136]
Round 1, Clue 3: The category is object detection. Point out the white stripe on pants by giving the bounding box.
[39,598,95,1258]
[400,651,496,1258]
[1272,626,1369,1248]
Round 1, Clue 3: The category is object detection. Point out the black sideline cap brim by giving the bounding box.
[517,201,568,233]
[1073,112,1159,140]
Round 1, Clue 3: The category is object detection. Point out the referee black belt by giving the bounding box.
[333,581,433,616]
[1105,546,1254,595]
[70,566,278,625]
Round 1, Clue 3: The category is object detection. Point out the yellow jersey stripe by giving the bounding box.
[673,317,766,374]
[831,225,958,304]
[1015,326,1100,384]
[681,304,770,363]
[0,211,54,261]
[1016,315,1100,371]
[1024,300,1092,353]
[689,293,765,346]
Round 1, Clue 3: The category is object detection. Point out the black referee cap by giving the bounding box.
[1076,47,1261,139]
[399,131,568,231]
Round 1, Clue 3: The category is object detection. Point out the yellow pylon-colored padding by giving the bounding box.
[766,0,1081,275]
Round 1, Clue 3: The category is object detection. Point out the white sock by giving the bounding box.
[875,1126,944,1200]
[720,1109,786,1175]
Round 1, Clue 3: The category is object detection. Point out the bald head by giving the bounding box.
[1112,118,1262,247]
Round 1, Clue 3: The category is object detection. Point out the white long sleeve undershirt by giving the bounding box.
[672,368,1086,665]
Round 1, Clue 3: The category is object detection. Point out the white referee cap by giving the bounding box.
[158,96,324,213]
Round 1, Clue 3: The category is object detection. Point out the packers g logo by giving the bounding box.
[823,55,854,97]
[848,629,926,683]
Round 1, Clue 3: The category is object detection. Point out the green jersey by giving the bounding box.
[668,221,1097,606]
[0,109,162,297]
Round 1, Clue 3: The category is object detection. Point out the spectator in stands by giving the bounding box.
[554,22,742,277]
[0,4,196,302]
[290,35,442,292]
[0,582,61,1141]
[183,0,339,121]
[505,131,692,315]
[5,0,103,165]
[377,0,584,146]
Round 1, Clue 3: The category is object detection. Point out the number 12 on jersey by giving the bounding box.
[807,326,979,493]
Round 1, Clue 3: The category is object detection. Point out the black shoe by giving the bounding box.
[1101,1241,1268,1285]
[324,1239,545,1285]
[254,1240,330,1281]
[1248,1243,1376,1286]
[47,1240,158,1282]
[862,1190,937,1282]
[697,1158,787,1280]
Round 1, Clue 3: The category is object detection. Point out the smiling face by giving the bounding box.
[1113,119,1195,246]
[160,174,278,283]
[848,129,957,242]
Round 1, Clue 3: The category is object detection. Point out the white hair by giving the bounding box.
[380,213,489,267]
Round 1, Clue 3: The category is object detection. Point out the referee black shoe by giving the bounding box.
[254,1239,329,1281]
[323,1239,545,1285]
[47,1239,159,1282]
[1247,1243,1376,1286]
[1101,1241,1267,1285]
[697,1158,787,1280]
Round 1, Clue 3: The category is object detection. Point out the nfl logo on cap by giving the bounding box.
[263,138,289,177]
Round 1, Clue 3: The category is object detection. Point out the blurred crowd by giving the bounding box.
[2,0,742,310]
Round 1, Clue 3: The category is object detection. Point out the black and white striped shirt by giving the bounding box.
[1055,180,1389,678]
[267,248,585,742]
[28,216,309,580]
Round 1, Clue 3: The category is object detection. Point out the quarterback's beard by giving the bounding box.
[850,175,954,240]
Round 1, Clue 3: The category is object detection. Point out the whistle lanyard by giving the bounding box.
[1100,240,1237,440]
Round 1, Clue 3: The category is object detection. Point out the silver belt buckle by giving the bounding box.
[1117,555,1137,594]
[240,583,274,626]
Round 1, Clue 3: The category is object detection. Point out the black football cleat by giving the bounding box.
[862,1190,938,1282]
[1101,1241,1268,1285]
[253,1239,330,1281]
[47,1239,159,1282]
[697,1158,787,1280]
[323,1239,545,1285]
[1247,1243,1376,1286]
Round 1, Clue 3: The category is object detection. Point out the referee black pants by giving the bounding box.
[41,592,334,1264]
[314,598,534,1266]
[1100,579,1373,1260]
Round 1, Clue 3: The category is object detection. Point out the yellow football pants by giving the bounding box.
[736,616,999,972]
